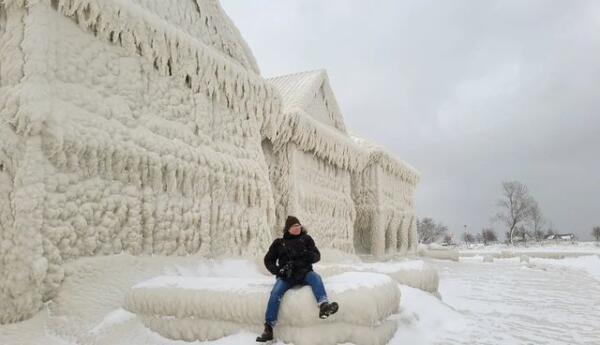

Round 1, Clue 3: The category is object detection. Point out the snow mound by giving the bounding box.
[319,248,362,264]
[125,272,400,344]
[418,245,459,261]
[318,259,439,294]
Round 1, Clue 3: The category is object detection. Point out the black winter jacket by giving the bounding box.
[264,228,321,284]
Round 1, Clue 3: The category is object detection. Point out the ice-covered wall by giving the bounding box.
[0,1,50,325]
[290,147,356,251]
[262,139,357,252]
[352,137,420,257]
[0,0,279,324]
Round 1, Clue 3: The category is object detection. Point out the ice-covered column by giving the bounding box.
[399,214,410,255]
[408,214,418,254]
[0,137,50,324]
[385,213,399,255]
[370,210,385,257]
[0,2,58,324]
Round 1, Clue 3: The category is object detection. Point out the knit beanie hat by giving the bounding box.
[283,215,301,233]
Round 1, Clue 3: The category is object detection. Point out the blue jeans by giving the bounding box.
[265,271,328,326]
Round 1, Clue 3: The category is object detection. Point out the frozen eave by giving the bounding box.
[264,108,370,172]
[352,136,420,184]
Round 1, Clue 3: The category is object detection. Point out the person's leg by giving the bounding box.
[265,278,292,327]
[303,271,328,305]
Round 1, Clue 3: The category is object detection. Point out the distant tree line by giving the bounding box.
[417,217,500,246]
[593,226,600,241]
[419,180,597,247]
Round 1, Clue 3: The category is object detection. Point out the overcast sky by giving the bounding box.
[222,0,600,240]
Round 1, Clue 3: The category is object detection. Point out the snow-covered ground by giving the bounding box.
[427,254,600,345]
[2,244,599,345]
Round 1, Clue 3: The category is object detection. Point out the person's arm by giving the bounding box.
[303,235,321,264]
[264,239,280,275]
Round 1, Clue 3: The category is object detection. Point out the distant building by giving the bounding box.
[545,233,576,241]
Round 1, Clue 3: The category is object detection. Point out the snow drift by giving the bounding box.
[418,245,459,261]
[318,259,439,294]
[125,272,400,344]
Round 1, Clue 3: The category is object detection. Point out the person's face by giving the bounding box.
[289,223,301,235]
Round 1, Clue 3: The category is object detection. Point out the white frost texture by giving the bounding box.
[316,260,439,295]
[0,0,421,328]
[125,272,400,345]
[262,70,362,251]
[351,136,420,258]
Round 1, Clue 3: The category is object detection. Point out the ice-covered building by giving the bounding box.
[262,70,370,252]
[0,0,423,329]
[0,0,280,323]
[352,137,420,257]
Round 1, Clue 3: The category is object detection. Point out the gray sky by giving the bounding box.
[222,0,600,240]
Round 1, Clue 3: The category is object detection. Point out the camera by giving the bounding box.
[279,262,294,279]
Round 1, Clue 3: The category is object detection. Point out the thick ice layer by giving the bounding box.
[0,0,422,326]
[126,272,399,327]
[351,136,419,257]
[318,259,440,294]
[418,245,459,261]
[142,317,398,345]
[0,0,277,323]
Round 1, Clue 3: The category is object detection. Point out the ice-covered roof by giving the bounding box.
[128,0,260,73]
[262,70,369,170]
[46,0,278,120]
[268,70,347,132]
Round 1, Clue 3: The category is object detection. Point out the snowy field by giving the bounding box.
[423,255,600,345]
[410,242,600,345]
[458,241,600,257]
[1,244,599,345]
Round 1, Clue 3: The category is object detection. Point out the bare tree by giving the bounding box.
[494,181,535,245]
[481,228,497,245]
[529,201,546,242]
[417,218,449,244]
[514,225,530,243]
[462,232,475,244]
[475,233,484,243]
[442,234,453,245]
[593,226,600,242]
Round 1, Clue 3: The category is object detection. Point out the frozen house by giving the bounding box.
[0,0,423,329]
[262,70,369,252]
[352,137,420,257]
[0,0,280,323]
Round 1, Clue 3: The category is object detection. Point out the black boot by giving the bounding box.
[319,301,339,319]
[256,323,273,342]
